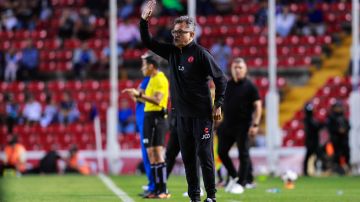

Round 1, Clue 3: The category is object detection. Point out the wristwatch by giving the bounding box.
[252,123,259,127]
[137,91,143,98]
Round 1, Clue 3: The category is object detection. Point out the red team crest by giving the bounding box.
[187,56,194,63]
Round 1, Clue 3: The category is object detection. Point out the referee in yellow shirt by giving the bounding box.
[122,53,170,199]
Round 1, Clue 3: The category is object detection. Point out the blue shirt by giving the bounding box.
[6,103,19,118]
[21,47,39,69]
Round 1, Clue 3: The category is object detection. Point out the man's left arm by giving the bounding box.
[249,100,262,137]
[201,50,227,120]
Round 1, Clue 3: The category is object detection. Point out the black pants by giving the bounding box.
[218,124,253,186]
[331,135,350,167]
[176,116,216,201]
[165,116,180,178]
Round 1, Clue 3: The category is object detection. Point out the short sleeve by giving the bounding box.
[250,83,261,103]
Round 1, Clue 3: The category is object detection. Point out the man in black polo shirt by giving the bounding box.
[217,58,262,194]
[140,1,227,201]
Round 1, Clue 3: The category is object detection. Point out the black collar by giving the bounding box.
[233,77,247,84]
[179,40,195,51]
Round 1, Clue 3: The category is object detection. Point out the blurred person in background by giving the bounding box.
[302,3,325,36]
[326,101,350,174]
[1,10,18,31]
[117,18,141,49]
[303,102,322,176]
[65,145,91,175]
[4,45,21,82]
[19,39,39,81]
[118,0,136,19]
[74,7,96,41]
[99,45,123,70]
[118,98,136,134]
[1,135,27,176]
[15,0,37,30]
[217,58,262,194]
[58,92,80,124]
[36,0,53,21]
[22,94,42,125]
[58,9,77,41]
[254,1,268,27]
[72,41,97,79]
[25,145,62,174]
[210,38,231,75]
[276,5,296,37]
[5,94,20,134]
[40,95,58,127]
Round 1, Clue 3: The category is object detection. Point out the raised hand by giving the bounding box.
[141,0,156,21]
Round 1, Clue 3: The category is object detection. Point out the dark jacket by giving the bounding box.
[140,19,227,119]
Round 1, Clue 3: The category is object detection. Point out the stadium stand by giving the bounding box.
[282,76,353,147]
[0,0,353,152]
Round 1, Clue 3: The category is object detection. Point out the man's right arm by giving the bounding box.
[139,19,172,60]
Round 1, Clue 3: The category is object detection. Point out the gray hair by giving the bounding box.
[232,57,246,65]
[174,15,196,31]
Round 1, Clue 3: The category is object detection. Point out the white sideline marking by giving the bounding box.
[98,173,134,202]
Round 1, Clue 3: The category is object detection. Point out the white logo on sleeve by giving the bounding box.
[178,65,184,71]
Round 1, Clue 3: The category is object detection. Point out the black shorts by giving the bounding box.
[143,111,168,148]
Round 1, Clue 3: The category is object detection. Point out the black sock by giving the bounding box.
[151,164,159,193]
[157,162,167,193]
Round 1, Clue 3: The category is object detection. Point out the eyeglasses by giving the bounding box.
[171,29,192,35]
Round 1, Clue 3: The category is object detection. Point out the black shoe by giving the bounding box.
[204,198,216,202]
[138,190,152,197]
[143,191,157,199]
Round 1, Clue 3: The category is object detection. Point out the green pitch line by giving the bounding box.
[1,175,360,202]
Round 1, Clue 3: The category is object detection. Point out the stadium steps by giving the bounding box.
[279,35,351,127]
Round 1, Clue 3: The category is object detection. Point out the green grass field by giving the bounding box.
[1,175,360,202]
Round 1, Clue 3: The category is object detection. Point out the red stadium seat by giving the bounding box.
[27,81,45,92]
[83,80,100,91]
[65,80,83,91]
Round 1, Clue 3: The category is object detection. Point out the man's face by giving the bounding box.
[141,60,152,76]
[231,62,247,80]
[172,22,194,48]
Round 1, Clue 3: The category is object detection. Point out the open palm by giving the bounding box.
[141,0,156,20]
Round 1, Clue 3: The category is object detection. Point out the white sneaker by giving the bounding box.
[141,185,149,191]
[225,177,238,192]
[245,182,257,189]
[229,183,244,194]
[183,188,204,197]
